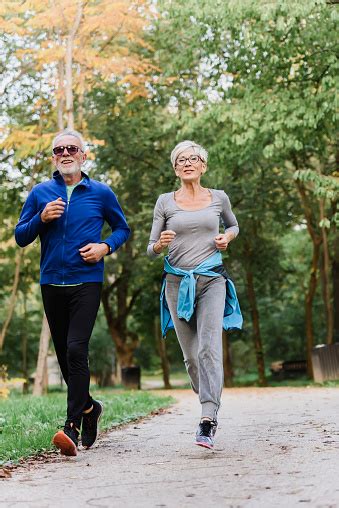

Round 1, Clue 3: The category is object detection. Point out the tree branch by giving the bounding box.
[0,249,24,350]
[127,288,142,315]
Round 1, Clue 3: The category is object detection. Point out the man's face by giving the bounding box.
[52,135,86,175]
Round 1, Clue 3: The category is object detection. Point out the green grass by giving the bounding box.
[0,389,173,464]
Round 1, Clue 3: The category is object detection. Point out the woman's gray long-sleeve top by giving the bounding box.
[147,189,239,270]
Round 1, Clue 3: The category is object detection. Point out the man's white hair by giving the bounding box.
[170,140,208,168]
[52,129,86,151]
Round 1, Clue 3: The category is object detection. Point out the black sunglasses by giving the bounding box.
[52,145,83,156]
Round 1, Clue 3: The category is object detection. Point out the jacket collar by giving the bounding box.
[52,170,90,188]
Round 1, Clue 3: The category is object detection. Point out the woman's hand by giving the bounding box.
[215,233,233,251]
[153,230,176,253]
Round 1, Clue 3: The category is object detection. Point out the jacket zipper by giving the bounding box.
[61,180,84,284]
[61,194,69,285]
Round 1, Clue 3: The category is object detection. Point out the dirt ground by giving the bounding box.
[1,387,338,508]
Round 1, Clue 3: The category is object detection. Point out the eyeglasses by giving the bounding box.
[52,145,83,156]
[176,155,201,166]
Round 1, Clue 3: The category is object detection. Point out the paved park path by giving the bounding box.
[1,387,338,508]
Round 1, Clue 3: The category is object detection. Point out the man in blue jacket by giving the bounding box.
[15,129,130,456]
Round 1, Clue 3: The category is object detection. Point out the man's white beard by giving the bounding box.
[56,160,82,175]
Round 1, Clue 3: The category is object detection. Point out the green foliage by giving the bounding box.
[1,0,337,380]
[86,87,179,362]
[231,339,257,375]
[151,0,336,369]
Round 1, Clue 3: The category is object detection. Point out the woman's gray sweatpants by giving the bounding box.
[165,273,226,420]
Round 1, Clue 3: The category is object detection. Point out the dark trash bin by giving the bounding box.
[121,366,141,389]
[311,343,339,383]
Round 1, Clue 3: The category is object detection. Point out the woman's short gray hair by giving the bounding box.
[52,129,86,151]
[170,140,208,168]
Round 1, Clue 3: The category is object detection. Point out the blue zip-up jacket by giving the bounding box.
[15,170,130,285]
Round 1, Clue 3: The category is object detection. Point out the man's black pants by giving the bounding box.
[41,283,102,427]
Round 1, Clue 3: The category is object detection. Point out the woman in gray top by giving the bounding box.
[147,140,239,449]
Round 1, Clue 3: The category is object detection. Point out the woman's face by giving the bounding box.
[174,148,206,182]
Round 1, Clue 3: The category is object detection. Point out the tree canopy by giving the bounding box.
[1,0,337,386]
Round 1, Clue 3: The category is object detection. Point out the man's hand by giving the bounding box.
[41,197,66,223]
[79,243,109,263]
[215,233,233,251]
[153,230,176,254]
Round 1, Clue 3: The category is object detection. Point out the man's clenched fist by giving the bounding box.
[41,197,66,223]
[79,243,110,263]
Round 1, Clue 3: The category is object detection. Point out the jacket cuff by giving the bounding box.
[35,210,48,231]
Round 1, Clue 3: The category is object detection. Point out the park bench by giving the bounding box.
[270,360,307,380]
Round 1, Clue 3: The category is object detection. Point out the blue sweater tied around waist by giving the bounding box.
[160,251,243,337]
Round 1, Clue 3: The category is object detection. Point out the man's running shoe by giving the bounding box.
[52,421,79,456]
[81,400,104,449]
[195,419,218,449]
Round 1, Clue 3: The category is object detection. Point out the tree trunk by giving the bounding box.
[333,232,339,343]
[305,239,321,377]
[65,1,83,129]
[77,65,85,131]
[245,269,267,386]
[65,36,74,129]
[114,357,122,385]
[155,316,171,389]
[115,342,136,368]
[33,313,50,396]
[57,55,65,130]
[101,241,140,383]
[319,199,334,344]
[22,292,29,394]
[222,330,233,388]
[42,358,48,392]
[0,248,24,350]
[295,180,323,377]
[101,290,137,369]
